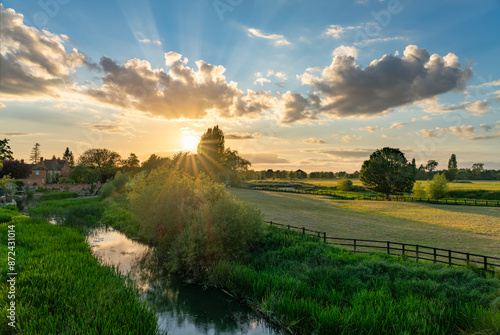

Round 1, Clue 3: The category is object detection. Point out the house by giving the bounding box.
[24,157,71,186]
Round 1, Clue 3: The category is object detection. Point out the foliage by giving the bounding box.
[0,160,31,179]
[337,178,353,191]
[197,125,251,183]
[210,226,500,335]
[428,173,450,199]
[360,147,417,198]
[77,148,122,183]
[445,154,458,181]
[29,142,41,164]
[98,181,117,200]
[70,165,101,184]
[0,138,14,164]
[122,153,140,174]
[127,167,264,279]
[141,154,170,171]
[0,217,160,334]
[39,192,79,201]
[99,171,130,199]
[425,159,438,172]
[63,147,75,168]
[412,181,427,198]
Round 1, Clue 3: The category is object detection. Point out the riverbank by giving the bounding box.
[0,207,161,335]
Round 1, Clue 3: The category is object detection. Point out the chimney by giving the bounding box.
[40,157,44,162]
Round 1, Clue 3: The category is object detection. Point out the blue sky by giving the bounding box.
[1,0,499,172]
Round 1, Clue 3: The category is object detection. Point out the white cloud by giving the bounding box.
[0,103,5,108]
[254,78,271,86]
[86,53,277,120]
[353,36,405,46]
[390,122,406,129]
[359,126,378,132]
[332,45,358,59]
[341,135,361,143]
[304,138,326,144]
[296,45,472,120]
[323,25,357,39]
[139,38,162,45]
[247,28,291,46]
[0,5,89,99]
[225,133,260,140]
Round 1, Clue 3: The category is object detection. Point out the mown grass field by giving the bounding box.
[229,188,500,258]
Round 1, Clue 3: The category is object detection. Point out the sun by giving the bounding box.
[181,135,199,152]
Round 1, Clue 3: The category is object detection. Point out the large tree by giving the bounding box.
[0,160,32,179]
[0,138,14,162]
[196,126,251,183]
[425,159,438,172]
[444,154,458,181]
[77,148,122,183]
[63,147,75,168]
[360,147,417,199]
[30,143,41,164]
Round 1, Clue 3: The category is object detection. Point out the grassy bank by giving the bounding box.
[210,226,500,334]
[229,188,500,258]
[0,208,161,334]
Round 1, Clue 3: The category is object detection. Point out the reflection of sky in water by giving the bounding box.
[87,227,284,335]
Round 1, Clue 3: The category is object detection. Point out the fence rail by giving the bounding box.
[246,186,500,207]
[266,221,500,274]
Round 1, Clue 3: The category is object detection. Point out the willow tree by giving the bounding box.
[360,147,417,199]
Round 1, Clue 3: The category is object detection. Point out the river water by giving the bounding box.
[86,227,285,335]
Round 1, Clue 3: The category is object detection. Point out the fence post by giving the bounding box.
[448,250,452,266]
[287,224,290,230]
[434,248,437,263]
[466,253,470,265]
[484,257,488,272]
[387,241,390,255]
[302,227,305,235]
[353,239,357,253]
[323,232,326,243]
[416,245,419,262]
[402,244,405,256]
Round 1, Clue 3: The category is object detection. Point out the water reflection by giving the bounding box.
[87,227,284,335]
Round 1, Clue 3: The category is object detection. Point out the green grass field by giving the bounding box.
[253,179,500,191]
[229,188,500,258]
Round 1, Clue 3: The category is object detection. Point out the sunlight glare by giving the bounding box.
[182,135,198,152]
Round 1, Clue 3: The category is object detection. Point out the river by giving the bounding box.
[86,227,285,335]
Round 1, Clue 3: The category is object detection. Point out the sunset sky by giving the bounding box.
[1,0,499,172]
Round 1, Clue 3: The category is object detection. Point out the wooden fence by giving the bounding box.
[267,221,500,274]
[247,186,500,207]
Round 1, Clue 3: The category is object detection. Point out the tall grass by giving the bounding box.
[210,226,500,334]
[0,216,161,335]
[38,191,79,201]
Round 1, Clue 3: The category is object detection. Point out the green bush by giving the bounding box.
[128,167,264,279]
[337,179,353,191]
[39,192,79,201]
[428,173,449,199]
[412,181,427,198]
[98,181,116,200]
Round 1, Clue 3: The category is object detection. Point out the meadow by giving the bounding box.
[229,188,500,258]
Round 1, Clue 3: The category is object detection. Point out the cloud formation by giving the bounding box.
[297,45,472,120]
[86,53,276,120]
[390,122,406,129]
[304,138,326,144]
[323,25,357,39]
[225,133,259,140]
[247,28,291,46]
[0,5,88,99]
[244,153,290,164]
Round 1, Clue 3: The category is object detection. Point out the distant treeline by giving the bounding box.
[238,169,360,180]
[237,168,500,181]
[415,168,500,181]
